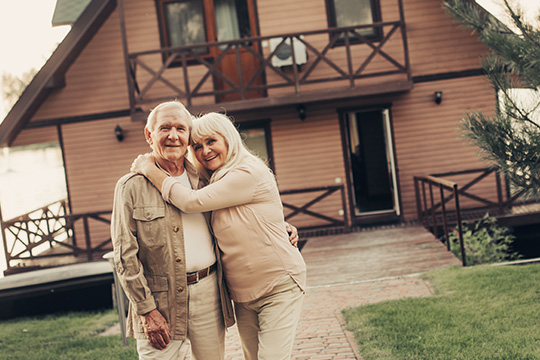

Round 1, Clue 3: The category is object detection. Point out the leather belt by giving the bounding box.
[187,263,216,285]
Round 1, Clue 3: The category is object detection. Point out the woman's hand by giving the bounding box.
[130,153,156,176]
[285,222,299,248]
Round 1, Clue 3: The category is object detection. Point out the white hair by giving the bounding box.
[145,100,193,132]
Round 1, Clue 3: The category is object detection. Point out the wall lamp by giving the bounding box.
[297,104,306,121]
[115,124,124,142]
[434,91,443,105]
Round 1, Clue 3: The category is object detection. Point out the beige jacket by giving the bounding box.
[111,163,234,340]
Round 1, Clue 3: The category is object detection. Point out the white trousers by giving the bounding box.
[137,271,225,360]
[234,275,305,360]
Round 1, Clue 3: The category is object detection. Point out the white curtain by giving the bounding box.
[215,0,240,48]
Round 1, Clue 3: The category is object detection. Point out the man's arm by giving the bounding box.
[111,177,170,349]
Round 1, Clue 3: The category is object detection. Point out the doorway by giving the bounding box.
[344,108,400,218]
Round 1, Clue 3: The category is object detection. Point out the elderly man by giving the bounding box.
[111,100,234,359]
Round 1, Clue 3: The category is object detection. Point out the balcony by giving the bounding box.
[125,20,412,119]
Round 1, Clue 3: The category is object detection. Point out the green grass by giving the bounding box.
[0,309,138,359]
[343,263,540,360]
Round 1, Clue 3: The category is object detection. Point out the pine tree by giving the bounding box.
[444,0,540,199]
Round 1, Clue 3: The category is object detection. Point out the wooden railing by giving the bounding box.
[280,185,350,234]
[1,184,349,273]
[126,9,410,113]
[1,200,112,274]
[414,168,528,266]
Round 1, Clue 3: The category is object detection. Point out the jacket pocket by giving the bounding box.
[133,206,166,247]
[146,275,170,323]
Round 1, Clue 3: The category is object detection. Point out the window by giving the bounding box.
[156,0,255,57]
[237,120,274,171]
[326,0,382,43]
[158,0,209,55]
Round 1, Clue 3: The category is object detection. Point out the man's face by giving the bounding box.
[145,108,191,164]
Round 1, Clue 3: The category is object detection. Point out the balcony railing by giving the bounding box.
[125,16,411,115]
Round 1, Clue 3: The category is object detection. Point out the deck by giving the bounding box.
[301,224,460,287]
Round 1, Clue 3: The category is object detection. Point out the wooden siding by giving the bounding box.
[11,126,58,147]
[405,0,487,75]
[60,117,148,245]
[392,76,497,220]
[233,106,349,228]
[32,7,128,120]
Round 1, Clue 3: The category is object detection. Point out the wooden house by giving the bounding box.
[1,0,527,273]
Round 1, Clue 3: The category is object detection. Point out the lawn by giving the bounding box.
[0,309,138,359]
[343,263,540,359]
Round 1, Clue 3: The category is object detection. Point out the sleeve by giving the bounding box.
[111,179,156,315]
[161,167,256,213]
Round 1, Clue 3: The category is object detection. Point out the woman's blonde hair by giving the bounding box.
[191,112,267,183]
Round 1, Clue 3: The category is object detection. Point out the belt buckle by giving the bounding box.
[194,270,200,283]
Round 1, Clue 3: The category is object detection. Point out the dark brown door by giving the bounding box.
[210,0,264,101]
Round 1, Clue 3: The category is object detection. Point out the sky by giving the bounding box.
[0,0,70,118]
[0,0,539,120]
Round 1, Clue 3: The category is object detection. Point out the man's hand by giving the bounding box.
[285,222,299,248]
[130,153,156,177]
[140,309,171,350]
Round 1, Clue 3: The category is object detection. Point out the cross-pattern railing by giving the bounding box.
[126,15,410,112]
[1,184,349,274]
[280,185,350,233]
[1,200,112,274]
[414,168,531,266]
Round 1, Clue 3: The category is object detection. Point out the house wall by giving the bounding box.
[392,76,497,220]
[8,0,496,237]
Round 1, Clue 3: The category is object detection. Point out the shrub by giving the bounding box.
[448,213,520,265]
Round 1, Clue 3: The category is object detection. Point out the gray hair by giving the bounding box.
[145,100,193,132]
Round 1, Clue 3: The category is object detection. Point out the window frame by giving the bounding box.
[155,0,216,66]
[325,0,383,46]
[236,119,275,172]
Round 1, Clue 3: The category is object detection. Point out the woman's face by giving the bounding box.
[193,133,229,171]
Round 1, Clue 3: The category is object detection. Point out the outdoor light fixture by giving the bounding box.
[115,124,124,142]
[297,104,306,121]
[434,91,443,105]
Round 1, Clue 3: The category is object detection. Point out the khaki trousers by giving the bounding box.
[137,271,225,360]
[234,275,305,360]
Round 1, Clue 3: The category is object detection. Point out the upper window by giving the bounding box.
[325,0,382,43]
[156,0,255,59]
[162,0,208,54]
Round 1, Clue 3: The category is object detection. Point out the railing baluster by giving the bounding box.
[429,183,437,236]
[439,184,450,251]
[453,184,466,266]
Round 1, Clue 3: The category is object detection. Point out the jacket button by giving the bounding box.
[175,257,182,263]
[177,286,184,292]
[173,226,179,232]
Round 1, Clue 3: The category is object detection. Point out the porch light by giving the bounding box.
[434,91,443,105]
[115,124,124,142]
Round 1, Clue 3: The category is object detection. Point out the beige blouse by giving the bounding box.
[161,158,306,303]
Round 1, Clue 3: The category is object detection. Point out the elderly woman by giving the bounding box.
[131,112,306,360]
